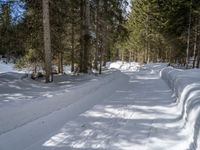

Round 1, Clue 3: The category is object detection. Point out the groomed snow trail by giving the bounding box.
[0,66,187,150]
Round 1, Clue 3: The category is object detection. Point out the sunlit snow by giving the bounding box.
[0,62,200,150]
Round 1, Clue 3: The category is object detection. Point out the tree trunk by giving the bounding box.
[94,0,100,71]
[145,41,149,63]
[71,13,75,72]
[43,0,52,83]
[170,47,172,63]
[58,52,63,74]
[186,1,192,68]
[196,45,200,68]
[193,22,197,68]
[79,0,91,73]
[196,17,200,68]
[99,43,103,74]
[103,36,108,67]
[82,0,90,73]
[79,0,84,72]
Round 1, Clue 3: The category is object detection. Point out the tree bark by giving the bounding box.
[79,0,84,72]
[43,0,52,82]
[186,1,192,68]
[79,0,91,73]
[193,22,197,68]
[99,42,103,74]
[196,17,200,68]
[94,0,100,71]
[71,11,75,72]
[58,52,63,74]
[82,0,91,73]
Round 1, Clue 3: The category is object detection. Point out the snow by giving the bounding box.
[0,62,200,150]
[0,70,125,135]
[0,70,128,150]
[161,67,200,150]
[0,61,26,74]
[108,61,140,72]
[63,65,72,74]
[0,61,72,76]
[0,61,19,74]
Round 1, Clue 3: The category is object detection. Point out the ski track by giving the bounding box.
[0,65,194,150]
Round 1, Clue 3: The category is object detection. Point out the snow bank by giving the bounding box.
[161,67,200,150]
[108,61,140,72]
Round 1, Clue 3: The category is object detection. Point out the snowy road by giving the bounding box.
[0,66,189,150]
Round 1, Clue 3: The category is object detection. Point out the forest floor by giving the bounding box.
[0,62,198,150]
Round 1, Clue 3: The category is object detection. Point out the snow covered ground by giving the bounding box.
[107,61,140,72]
[0,62,200,150]
[161,67,200,150]
[0,61,104,106]
[0,62,22,74]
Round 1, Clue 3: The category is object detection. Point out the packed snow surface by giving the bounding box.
[0,62,200,150]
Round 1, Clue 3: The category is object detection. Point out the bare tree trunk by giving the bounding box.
[169,47,172,63]
[196,45,200,68]
[145,4,149,64]
[94,0,99,71]
[103,31,108,67]
[58,54,61,73]
[135,49,138,62]
[99,43,103,74]
[196,17,200,68]
[129,50,131,62]
[79,0,84,72]
[83,0,90,73]
[121,51,124,62]
[79,0,91,73]
[43,0,52,82]
[103,51,107,67]
[71,14,75,72]
[186,1,192,68]
[145,40,150,63]
[193,22,197,68]
[58,52,63,74]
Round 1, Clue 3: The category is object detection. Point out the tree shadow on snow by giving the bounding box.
[32,72,200,150]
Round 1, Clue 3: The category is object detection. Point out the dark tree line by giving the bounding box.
[118,0,200,68]
[0,0,128,82]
